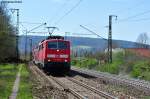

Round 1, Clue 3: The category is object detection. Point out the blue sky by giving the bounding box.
[4,0,150,42]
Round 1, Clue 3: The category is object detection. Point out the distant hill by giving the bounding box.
[18,35,147,54]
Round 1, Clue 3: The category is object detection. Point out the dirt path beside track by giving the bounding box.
[9,65,22,99]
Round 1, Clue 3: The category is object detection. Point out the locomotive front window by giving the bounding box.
[48,41,68,49]
[48,42,57,49]
[58,42,68,49]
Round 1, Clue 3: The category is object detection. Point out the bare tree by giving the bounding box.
[136,32,150,48]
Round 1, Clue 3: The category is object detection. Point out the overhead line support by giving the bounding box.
[108,15,117,63]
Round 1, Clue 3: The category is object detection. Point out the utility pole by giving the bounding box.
[10,8,20,61]
[25,30,27,61]
[29,39,32,61]
[108,15,117,63]
[65,32,70,40]
[16,9,19,61]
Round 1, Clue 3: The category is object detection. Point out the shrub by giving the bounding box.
[130,61,150,81]
[97,61,122,74]
[72,58,98,69]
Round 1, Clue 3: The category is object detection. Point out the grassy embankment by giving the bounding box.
[72,51,150,81]
[0,64,32,99]
[0,64,18,99]
[17,64,32,99]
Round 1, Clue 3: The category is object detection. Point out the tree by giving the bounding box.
[0,3,16,62]
[136,32,150,48]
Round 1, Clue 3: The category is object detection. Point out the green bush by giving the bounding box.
[0,64,18,99]
[131,61,150,81]
[97,61,122,74]
[72,58,98,69]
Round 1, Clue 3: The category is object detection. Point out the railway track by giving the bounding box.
[66,77,117,99]
[72,67,150,95]
[29,63,117,99]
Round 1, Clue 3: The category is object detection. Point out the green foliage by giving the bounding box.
[131,61,150,80]
[73,50,150,81]
[72,58,98,69]
[0,64,18,99]
[0,3,16,62]
[95,51,124,74]
[17,64,32,99]
[97,61,122,74]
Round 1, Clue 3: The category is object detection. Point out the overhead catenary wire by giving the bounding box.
[80,25,107,40]
[130,18,150,22]
[118,9,150,22]
[118,17,150,23]
[54,0,83,25]
[113,0,146,14]
[20,21,45,25]
[49,0,70,25]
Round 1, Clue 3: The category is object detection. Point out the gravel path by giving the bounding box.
[9,65,22,99]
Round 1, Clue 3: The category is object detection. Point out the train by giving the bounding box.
[32,36,71,73]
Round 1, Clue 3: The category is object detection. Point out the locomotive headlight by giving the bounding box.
[47,54,55,58]
[65,59,67,62]
[60,54,68,58]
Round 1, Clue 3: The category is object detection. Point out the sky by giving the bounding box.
[2,0,150,42]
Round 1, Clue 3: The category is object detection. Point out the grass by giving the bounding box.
[72,58,98,69]
[0,64,18,99]
[96,61,122,74]
[17,64,32,99]
[72,51,150,81]
[130,60,150,80]
[0,64,32,99]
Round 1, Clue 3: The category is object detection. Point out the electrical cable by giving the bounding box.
[118,9,150,22]
[54,0,83,25]
[127,17,150,22]
[20,21,45,25]
[49,0,70,25]
[113,0,146,14]
[80,25,107,40]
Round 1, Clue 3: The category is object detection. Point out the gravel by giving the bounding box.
[30,67,68,99]
[69,73,149,99]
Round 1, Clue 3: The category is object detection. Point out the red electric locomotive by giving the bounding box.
[33,36,71,73]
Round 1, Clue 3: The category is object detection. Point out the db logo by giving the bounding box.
[55,55,59,58]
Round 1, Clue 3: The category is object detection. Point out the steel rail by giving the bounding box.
[50,76,85,99]
[72,67,150,94]
[31,65,85,99]
[67,77,117,99]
